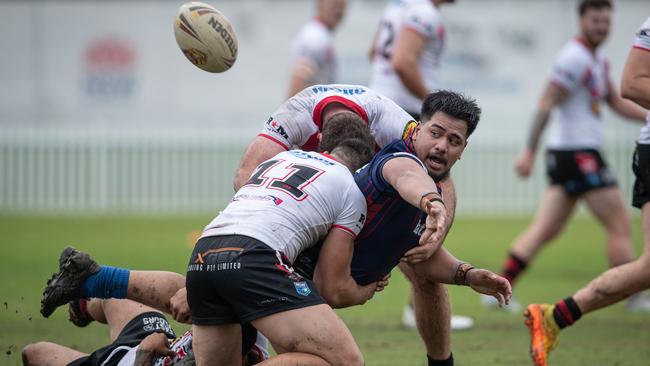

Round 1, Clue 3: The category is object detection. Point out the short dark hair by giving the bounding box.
[319,112,374,153]
[578,0,611,16]
[420,90,481,137]
[331,138,374,171]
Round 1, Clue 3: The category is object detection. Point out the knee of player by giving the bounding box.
[22,342,45,366]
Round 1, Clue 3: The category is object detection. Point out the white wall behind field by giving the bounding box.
[0,0,648,215]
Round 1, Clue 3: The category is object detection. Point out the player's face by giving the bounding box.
[321,0,347,28]
[580,8,610,47]
[412,112,468,181]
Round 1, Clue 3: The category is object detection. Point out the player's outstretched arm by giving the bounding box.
[313,229,386,308]
[382,156,447,258]
[621,47,650,109]
[233,136,287,191]
[411,247,511,306]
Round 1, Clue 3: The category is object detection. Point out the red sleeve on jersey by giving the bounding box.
[633,45,650,52]
[312,96,370,130]
[332,224,357,237]
[258,133,290,150]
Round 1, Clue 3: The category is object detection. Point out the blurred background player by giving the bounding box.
[368,0,470,330]
[484,0,650,313]
[286,0,347,97]
[524,15,650,366]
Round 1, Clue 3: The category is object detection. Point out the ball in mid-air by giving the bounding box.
[174,2,238,73]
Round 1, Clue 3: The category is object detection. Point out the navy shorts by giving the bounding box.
[632,144,650,209]
[186,235,325,325]
[67,312,175,366]
[545,149,617,196]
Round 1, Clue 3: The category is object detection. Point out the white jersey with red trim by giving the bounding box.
[547,38,611,150]
[201,150,366,263]
[260,84,415,151]
[634,17,650,144]
[291,18,337,86]
[369,0,445,114]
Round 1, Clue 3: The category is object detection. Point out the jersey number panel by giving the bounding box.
[376,20,395,60]
[245,159,325,201]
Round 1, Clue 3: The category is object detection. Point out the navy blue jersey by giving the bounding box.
[351,139,437,285]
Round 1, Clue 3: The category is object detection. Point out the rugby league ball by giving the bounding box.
[174,2,238,73]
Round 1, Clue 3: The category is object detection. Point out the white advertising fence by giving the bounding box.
[0,128,639,216]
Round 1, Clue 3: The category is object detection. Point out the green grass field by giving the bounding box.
[1,214,649,365]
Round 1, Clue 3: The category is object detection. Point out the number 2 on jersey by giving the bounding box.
[245,159,325,201]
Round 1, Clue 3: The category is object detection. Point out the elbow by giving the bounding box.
[319,287,345,308]
[620,83,638,103]
[391,58,410,78]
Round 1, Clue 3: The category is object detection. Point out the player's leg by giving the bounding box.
[500,186,578,287]
[583,186,634,267]
[251,304,363,366]
[41,246,186,317]
[399,262,453,365]
[509,186,577,269]
[192,323,242,366]
[22,342,88,366]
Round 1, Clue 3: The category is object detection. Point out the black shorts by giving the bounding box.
[632,144,650,209]
[186,235,325,326]
[67,312,175,366]
[545,148,617,197]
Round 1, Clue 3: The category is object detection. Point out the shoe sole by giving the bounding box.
[524,304,548,366]
[41,249,80,318]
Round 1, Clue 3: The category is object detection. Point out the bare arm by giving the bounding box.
[606,79,648,121]
[391,28,429,101]
[287,59,317,98]
[514,82,569,178]
[313,229,387,308]
[368,26,380,61]
[411,247,512,306]
[233,135,287,191]
[621,47,650,109]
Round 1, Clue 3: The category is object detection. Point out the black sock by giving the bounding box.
[427,353,453,366]
[502,252,527,285]
[553,296,583,329]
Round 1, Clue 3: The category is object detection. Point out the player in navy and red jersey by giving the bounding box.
[304,90,511,366]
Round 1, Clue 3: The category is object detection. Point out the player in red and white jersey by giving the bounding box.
[202,148,366,263]
[369,0,453,118]
[524,15,650,366]
[287,0,346,97]
[186,136,398,365]
[234,84,416,189]
[487,0,650,316]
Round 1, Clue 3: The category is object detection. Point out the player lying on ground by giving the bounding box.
[26,249,268,366]
[524,14,650,366]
